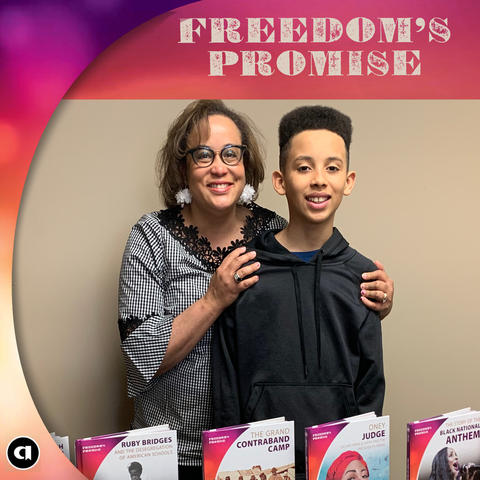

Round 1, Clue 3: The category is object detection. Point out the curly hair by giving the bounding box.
[128,461,142,474]
[278,105,352,171]
[156,100,265,207]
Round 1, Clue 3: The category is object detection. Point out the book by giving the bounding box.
[75,425,178,480]
[203,417,295,480]
[407,408,480,480]
[50,432,70,461]
[305,412,389,480]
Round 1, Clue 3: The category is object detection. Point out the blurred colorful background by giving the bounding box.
[0,1,193,478]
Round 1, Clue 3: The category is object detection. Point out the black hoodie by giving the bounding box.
[211,228,384,479]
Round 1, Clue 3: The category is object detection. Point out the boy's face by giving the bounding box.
[273,129,355,229]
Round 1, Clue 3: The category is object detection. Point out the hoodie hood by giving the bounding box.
[248,227,351,265]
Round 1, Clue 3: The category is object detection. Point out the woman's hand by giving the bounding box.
[462,463,477,480]
[360,260,394,320]
[204,246,260,312]
[157,247,260,374]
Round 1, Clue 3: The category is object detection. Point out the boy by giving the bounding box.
[211,106,385,479]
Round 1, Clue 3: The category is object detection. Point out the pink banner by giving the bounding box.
[67,0,477,99]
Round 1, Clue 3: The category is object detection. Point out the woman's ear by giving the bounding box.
[272,170,286,196]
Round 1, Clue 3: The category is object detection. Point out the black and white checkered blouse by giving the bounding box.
[118,203,287,466]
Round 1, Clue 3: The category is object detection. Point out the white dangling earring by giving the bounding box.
[175,188,192,207]
[238,184,256,205]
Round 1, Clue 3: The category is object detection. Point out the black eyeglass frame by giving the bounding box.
[185,144,247,167]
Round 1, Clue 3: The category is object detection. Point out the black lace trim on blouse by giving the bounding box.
[118,313,157,342]
[156,203,276,272]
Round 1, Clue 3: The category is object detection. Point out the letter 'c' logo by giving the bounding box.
[6,437,40,470]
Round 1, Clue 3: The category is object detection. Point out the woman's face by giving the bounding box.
[186,114,246,215]
[341,459,369,480]
[447,448,460,477]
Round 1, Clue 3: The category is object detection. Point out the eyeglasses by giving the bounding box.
[185,144,246,167]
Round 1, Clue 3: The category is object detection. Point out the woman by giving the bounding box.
[429,447,476,480]
[326,451,369,480]
[118,100,394,480]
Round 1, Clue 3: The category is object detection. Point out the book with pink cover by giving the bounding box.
[203,417,295,480]
[407,408,480,480]
[305,412,389,480]
[75,425,177,480]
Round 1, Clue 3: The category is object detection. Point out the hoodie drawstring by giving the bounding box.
[291,267,308,378]
[314,250,324,370]
[292,250,324,378]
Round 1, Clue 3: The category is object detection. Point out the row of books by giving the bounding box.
[72,408,480,479]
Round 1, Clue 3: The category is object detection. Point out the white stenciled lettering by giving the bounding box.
[178,18,206,43]
[210,18,243,43]
[209,51,239,76]
[247,18,275,43]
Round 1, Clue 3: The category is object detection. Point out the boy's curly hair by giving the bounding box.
[278,105,352,170]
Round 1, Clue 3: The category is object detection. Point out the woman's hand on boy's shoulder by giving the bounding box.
[360,260,394,320]
[205,247,261,312]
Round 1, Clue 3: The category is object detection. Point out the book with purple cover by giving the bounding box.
[203,417,295,480]
[305,412,389,480]
[75,425,177,480]
[407,408,480,480]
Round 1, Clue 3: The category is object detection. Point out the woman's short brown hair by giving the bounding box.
[157,100,265,207]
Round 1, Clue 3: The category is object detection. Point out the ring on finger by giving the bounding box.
[233,272,243,283]
[382,292,388,304]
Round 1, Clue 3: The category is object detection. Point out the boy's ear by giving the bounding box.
[343,170,356,196]
[272,170,286,195]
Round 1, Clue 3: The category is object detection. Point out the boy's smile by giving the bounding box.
[273,129,356,234]
[306,193,330,208]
